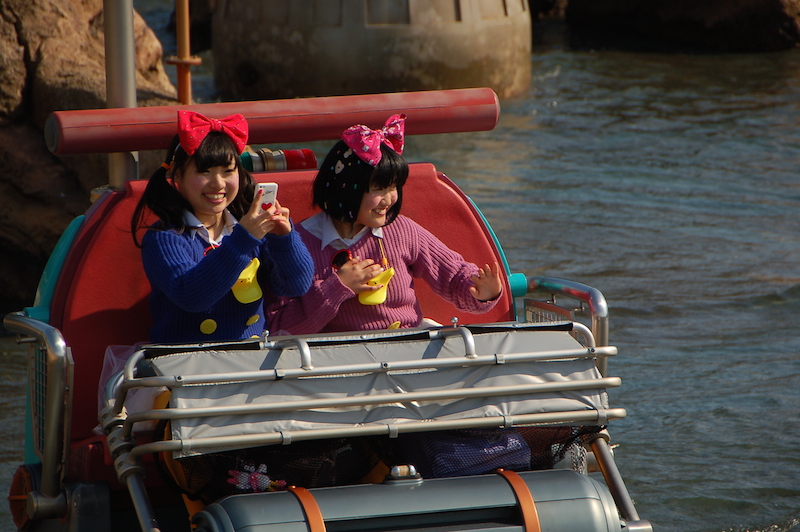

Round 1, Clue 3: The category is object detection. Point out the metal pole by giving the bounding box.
[165,0,202,104]
[103,0,139,189]
[588,436,640,521]
[125,474,161,532]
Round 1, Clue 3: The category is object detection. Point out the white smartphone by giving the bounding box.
[256,182,278,214]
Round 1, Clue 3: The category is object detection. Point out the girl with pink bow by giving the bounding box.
[266,113,503,335]
[265,115,528,481]
[130,111,314,344]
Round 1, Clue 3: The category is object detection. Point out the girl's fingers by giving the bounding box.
[247,189,263,216]
[469,261,502,301]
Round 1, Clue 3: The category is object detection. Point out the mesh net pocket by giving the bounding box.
[375,428,531,479]
[370,425,603,479]
[166,438,379,504]
[518,425,602,471]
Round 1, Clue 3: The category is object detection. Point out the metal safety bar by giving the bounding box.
[124,473,160,532]
[116,343,616,393]
[522,279,651,529]
[98,328,628,532]
[120,377,621,433]
[106,342,617,442]
[124,408,627,464]
[273,337,313,370]
[3,313,73,500]
[587,435,653,532]
[430,326,477,357]
[526,277,610,376]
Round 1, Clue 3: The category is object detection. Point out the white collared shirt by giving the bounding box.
[183,209,237,246]
[301,212,383,250]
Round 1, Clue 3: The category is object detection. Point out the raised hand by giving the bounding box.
[469,261,502,302]
[239,191,292,239]
[265,199,292,236]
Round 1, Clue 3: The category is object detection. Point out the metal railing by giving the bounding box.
[3,313,73,519]
[523,276,610,376]
[516,278,650,530]
[100,324,623,531]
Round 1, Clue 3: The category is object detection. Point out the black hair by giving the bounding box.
[131,131,255,247]
[313,140,408,227]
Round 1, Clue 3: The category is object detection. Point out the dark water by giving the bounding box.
[458,48,800,532]
[1,5,800,531]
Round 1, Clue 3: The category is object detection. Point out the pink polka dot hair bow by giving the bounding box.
[177,110,249,155]
[341,113,406,166]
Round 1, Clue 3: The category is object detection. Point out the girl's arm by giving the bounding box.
[261,227,315,297]
[142,225,260,312]
[401,218,501,313]
[265,274,354,335]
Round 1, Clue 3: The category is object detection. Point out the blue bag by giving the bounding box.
[397,428,531,478]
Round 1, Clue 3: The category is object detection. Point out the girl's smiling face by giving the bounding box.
[174,158,239,226]
[356,184,398,229]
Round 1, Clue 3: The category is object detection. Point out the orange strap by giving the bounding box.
[496,469,542,532]
[288,486,327,532]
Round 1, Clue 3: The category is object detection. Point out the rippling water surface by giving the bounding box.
[452,47,800,532]
[1,6,799,532]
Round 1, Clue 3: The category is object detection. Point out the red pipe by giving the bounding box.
[45,88,500,156]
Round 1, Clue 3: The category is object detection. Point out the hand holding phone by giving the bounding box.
[256,182,278,214]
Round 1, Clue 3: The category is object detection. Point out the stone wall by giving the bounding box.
[211,0,532,101]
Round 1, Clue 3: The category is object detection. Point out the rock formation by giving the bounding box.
[0,0,177,317]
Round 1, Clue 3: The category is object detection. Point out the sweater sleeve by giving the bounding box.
[266,274,354,335]
[401,217,499,314]
[260,226,315,297]
[264,224,357,335]
[142,225,260,313]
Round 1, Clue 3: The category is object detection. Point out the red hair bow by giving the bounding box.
[177,110,249,155]
[341,113,406,166]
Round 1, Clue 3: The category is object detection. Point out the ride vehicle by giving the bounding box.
[4,87,651,532]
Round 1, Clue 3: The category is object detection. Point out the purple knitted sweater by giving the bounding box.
[266,215,497,334]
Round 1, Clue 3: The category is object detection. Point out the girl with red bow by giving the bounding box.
[130,111,314,344]
[266,114,503,335]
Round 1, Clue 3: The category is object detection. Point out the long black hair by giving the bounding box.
[313,140,408,227]
[131,132,255,247]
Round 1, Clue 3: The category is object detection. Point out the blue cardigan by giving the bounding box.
[142,223,313,344]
